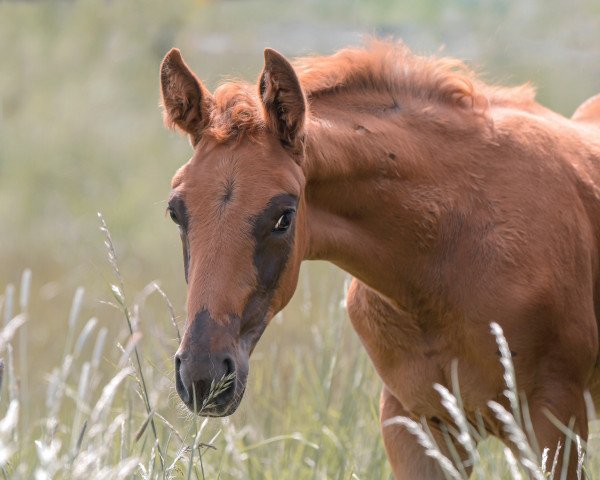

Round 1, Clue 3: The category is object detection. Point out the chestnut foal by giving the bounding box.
[160,41,600,478]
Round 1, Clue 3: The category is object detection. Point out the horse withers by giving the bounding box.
[159,41,600,478]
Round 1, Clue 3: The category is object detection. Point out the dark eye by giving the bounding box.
[168,208,179,225]
[273,210,294,232]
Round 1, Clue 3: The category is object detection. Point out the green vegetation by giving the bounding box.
[0,220,389,478]
[2,242,600,477]
[1,0,600,478]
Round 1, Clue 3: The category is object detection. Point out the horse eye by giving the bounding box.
[273,211,293,232]
[168,208,179,225]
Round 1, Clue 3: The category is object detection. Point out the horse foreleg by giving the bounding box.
[525,383,588,480]
[380,386,469,480]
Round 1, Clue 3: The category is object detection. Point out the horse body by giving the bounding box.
[159,41,600,478]
[303,82,600,474]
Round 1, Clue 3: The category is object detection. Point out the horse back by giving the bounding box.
[572,93,600,128]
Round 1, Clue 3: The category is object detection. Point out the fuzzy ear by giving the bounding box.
[259,49,306,157]
[160,49,213,145]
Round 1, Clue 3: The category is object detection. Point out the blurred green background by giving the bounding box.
[0,0,599,477]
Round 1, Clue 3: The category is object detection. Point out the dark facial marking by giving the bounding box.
[181,231,190,283]
[250,193,298,293]
[177,309,247,416]
[237,193,298,346]
[240,293,272,351]
[168,194,191,283]
[187,309,241,354]
[168,194,189,229]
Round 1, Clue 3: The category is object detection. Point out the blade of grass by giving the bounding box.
[98,212,165,471]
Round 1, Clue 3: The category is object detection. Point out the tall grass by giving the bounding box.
[0,216,389,479]
[0,218,598,478]
[384,322,600,479]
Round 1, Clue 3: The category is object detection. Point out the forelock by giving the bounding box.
[207,83,265,143]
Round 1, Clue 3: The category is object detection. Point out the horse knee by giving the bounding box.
[380,387,453,480]
[525,387,588,479]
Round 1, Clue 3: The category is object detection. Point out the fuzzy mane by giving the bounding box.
[205,40,537,143]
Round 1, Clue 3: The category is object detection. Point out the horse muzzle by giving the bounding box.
[175,348,249,416]
[174,309,248,416]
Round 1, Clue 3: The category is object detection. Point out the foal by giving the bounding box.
[159,41,600,478]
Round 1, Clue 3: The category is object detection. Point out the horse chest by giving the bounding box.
[383,353,448,415]
[346,279,498,417]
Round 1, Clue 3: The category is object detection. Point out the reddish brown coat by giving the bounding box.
[160,41,600,478]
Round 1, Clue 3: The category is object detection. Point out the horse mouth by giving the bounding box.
[182,378,246,417]
[203,389,245,417]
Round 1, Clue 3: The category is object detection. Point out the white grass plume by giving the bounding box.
[90,367,133,425]
[576,435,584,480]
[3,284,14,326]
[503,447,522,480]
[383,416,462,480]
[434,383,478,464]
[0,313,27,352]
[73,317,98,358]
[488,401,544,480]
[490,322,522,429]
[551,441,562,478]
[541,447,550,474]
[0,400,19,465]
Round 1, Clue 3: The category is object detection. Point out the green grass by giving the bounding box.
[2,0,600,478]
[0,217,599,479]
[0,216,391,479]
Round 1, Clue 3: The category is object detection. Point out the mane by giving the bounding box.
[206,40,537,143]
[296,40,536,109]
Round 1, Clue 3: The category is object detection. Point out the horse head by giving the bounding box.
[160,48,308,415]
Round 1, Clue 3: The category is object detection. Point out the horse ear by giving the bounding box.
[259,49,306,157]
[160,49,213,145]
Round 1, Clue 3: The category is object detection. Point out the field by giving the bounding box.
[1,0,600,478]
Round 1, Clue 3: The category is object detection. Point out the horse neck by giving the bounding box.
[302,97,491,300]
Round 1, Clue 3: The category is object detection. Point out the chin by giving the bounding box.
[201,395,244,417]
[185,380,246,417]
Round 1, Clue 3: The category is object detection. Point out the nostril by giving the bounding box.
[175,354,190,404]
[223,356,235,378]
[175,355,182,377]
